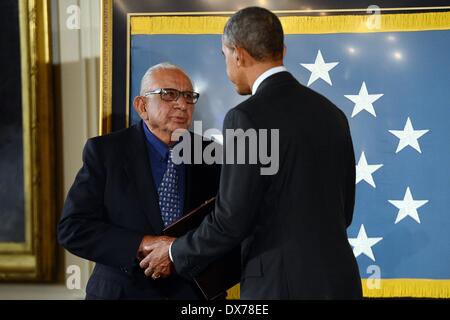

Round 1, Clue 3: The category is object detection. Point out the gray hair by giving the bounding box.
[139,62,191,95]
[223,7,284,61]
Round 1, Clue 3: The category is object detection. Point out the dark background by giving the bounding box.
[110,0,450,131]
[0,0,25,242]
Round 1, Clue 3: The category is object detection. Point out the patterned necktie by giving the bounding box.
[158,148,182,227]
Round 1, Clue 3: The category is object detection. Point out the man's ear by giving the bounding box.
[234,46,246,67]
[133,96,148,121]
[235,46,254,67]
[283,45,287,58]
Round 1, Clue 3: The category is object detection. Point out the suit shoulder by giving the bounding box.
[86,125,137,148]
[222,104,257,131]
[82,126,140,164]
[298,85,349,122]
[225,98,258,122]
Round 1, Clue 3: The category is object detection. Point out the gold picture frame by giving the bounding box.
[0,0,56,281]
[100,0,113,135]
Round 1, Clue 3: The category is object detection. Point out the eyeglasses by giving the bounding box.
[143,88,200,104]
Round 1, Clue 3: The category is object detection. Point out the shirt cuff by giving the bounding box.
[169,241,174,262]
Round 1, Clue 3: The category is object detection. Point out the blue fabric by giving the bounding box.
[142,121,185,216]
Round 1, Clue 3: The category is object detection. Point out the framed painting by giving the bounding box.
[100,0,450,298]
[0,0,56,281]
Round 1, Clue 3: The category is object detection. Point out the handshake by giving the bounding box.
[136,235,176,280]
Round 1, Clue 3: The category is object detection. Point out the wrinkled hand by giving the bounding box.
[138,235,175,279]
[137,235,158,260]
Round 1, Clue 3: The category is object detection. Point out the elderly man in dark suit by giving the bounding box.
[139,7,362,299]
[58,63,220,299]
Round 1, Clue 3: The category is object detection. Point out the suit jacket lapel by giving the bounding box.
[124,124,164,234]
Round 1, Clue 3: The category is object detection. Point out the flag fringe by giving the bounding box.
[226,284,240,300]
[131,12,450,35]
[362,279,450,299]
[226,279,450,299]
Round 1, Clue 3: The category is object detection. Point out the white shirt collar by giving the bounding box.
[251,66,288,95]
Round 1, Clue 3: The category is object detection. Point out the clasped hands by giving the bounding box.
[137,235,176,280]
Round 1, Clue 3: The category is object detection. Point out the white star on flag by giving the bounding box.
[344,82,384,118]
[389,117,429,153]
[300,50,339,86]
[356,151,383,188]
[348,224,383,261]
[388,187,429,224]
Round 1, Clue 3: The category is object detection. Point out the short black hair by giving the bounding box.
[223,7,284,61]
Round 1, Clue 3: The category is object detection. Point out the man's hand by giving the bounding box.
[138,235,175,279]
[137,235,159,260]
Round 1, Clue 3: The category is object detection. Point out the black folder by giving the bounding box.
[163,197,241,300]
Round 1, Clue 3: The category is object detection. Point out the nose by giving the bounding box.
[174,96,189,110]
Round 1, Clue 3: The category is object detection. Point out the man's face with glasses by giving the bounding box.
[134,69,197,144]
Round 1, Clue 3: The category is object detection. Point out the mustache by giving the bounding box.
[169,111,189,119]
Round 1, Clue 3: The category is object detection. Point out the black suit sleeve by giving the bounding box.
[343,116,356,228]
[171,108,264,278]
[57,139,144,269]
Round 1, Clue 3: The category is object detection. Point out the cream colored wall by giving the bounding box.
[57,0,100,299]
[0,0,101,299]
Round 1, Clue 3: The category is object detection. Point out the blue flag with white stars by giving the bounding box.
[129,13,450,298]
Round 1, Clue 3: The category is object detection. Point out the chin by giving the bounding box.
[169,123,190,132]
[233,82,251,95]
[236,87,252,96]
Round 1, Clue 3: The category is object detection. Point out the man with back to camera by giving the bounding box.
[139,7,363,299]
[57,63,221,299]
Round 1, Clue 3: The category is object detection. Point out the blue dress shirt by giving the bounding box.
[142,121,185,214]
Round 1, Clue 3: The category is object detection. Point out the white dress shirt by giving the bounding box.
[251,66,288,95]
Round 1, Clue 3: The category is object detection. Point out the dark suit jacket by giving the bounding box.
[172,71,362,299]
[58,123,220,299]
